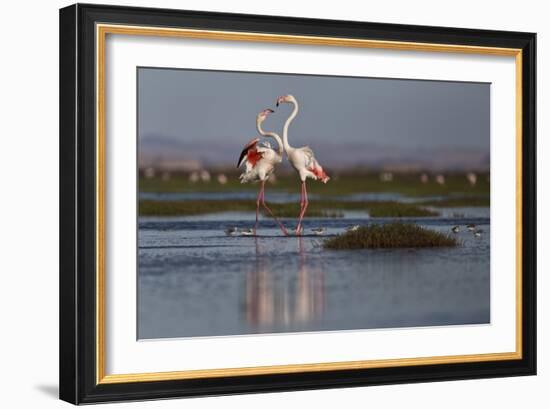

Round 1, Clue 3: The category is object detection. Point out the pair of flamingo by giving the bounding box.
[237,95,330,236]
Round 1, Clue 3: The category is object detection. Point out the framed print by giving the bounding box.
[59,3,536,404]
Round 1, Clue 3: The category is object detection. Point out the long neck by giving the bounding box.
[282,100,298,153]
[257,121,283,156]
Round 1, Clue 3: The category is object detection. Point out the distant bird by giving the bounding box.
[238,109,288,236]
[466,172,477,186]
[189,171,199,183]
[379,172,393,182]
[144,167,155,179]
[451,226,460,233]
[240,228,255,236]
[276,94,330,235]
[311,227,326,236]
[466,224,476,232]
[199,169,211,182]
[347,225,360,232]
[217,173,228,185]
[224,227,240,237]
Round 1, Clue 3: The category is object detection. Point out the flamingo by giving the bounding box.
[276,95,329,235]
[238,109,289,236]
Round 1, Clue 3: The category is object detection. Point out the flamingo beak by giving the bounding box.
[276,101,279,107]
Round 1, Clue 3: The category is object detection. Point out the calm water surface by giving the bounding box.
[140,190,486,204]
[138,210,490,339]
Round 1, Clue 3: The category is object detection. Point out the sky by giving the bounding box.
[138,67,490,170]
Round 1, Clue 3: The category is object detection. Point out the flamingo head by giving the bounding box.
[257,108,274,122]
[276,94,296,106]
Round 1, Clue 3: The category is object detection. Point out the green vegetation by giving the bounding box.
[323,223,459,249]
[138,171,488,218]
[139,199,438,218]
[139,200,341,218]
[139,171,490,198]
[419,196,490,207]
[362,202,436,217]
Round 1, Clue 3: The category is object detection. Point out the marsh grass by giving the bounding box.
[139,172,490,197]
[139,200,341,218]
[139,200,438,218]
[419,196,490,207]
[323,223,458,249]
[362,202,436,217]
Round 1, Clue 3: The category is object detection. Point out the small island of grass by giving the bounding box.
[323,223,458,249]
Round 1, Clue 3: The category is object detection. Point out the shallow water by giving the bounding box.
[140,190,445,203]
[138,211,490,339]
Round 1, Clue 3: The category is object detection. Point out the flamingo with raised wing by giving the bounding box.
[276,95,329,235]
[238,109,289,236]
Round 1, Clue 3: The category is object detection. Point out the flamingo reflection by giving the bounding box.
[245,237,325,330]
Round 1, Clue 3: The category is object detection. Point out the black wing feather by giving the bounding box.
[237,138,260,168]
[237,148,248,168]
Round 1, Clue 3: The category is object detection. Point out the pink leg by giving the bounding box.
[260,182,288,236]
[254,182,265,235]
[296,181,308,235]
[295,182,305,235]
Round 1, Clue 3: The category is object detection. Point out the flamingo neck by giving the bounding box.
[282,100,298,154]
[257,120,283,156]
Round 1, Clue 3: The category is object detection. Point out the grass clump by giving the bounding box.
[419,196,490,207]
[323,223,458,249]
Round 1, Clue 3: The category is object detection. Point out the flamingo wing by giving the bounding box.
[301,146,315,166]
[237,137,261,168]
[300,146,329,183]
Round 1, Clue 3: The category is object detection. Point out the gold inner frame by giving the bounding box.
[95,23,523,385]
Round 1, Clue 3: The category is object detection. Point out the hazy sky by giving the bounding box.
[138,67,490,170]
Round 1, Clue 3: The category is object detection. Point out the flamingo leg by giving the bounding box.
[254,182,265,235]
[260,181,288,236]
[295,182,305,235]
[296,182,304,236]
[296,181,308,235]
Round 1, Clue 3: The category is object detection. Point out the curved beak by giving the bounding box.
[276,101,279,107]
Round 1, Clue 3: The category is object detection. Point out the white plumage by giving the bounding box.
[238,140,281,184]
[237,109,288,236]
[276,94,330,235]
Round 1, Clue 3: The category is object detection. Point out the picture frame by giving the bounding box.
[59,3,536,404]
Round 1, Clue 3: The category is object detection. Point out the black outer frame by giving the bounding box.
[59,3,536,405]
